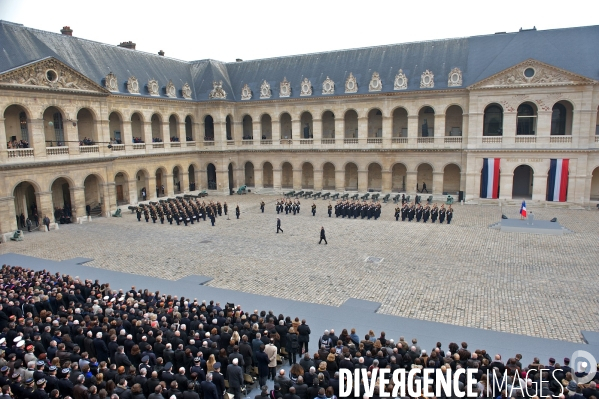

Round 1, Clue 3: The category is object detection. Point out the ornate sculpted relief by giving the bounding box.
[300,78,312,96]
[280,77,291,98]
[535,93,563,111]
[105,72,118,92]
[182,83,192,99]
[345,72,357,93]
[209,81,227,99]
[368,72,382,92]
[241,84,252,100]
[394,69,407,90]
[322,76,334,95]
[147,79,159,96]
[127,76,140,94]
[420,70,434,88]
[448,67,462,87]
[260,80,272,99]
[166,80,176,98]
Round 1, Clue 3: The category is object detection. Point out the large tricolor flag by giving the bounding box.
[481,158,500,199]
[520,200,527,218]
[547,159,569,202]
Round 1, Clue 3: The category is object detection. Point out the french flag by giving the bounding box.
[481,158,500,199]
[547,159,569,202]
[520,200,527,218]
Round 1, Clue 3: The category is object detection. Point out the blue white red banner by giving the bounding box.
[481,158,500,199]
[547,159,569,202]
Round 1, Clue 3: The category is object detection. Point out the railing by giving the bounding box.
[111,144,125,151]
[482,137,502,143]
[80,145,99,153]
[444,137,462,143]
[152,142,164,149]
[186,141,196,147]
[46,146,69,155]
[260,139,272,145]
[367,138,382,144]
[203,141,215,147]
[280,139,293,145]
[133,143,146,150]
[549,136,572,143]
[300,139,313,145]
[344,138,358,144]
[242,140,253,145]
[321,139,335,144]
[515,136,536,143]
[7,148,34,158]
[417,137,434,144]
[226,140,235,146]
[170,142,181,148]
[392,137,408,144]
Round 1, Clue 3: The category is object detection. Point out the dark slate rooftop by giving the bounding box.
[1,20,598,102]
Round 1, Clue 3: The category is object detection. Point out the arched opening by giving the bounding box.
[263,162,274,188]
[115,172,129,205]
[281,162,293,188]
[169,115,179,142]
[591,167,599,201]
[345,162,358,190]
[261,114,272,140]
[13,181,38,229]
[417,163,433,192]
[155,168,165,197]
[443,164,461,194]
[151,114,163,143]
[344,110,358,138]
[50,178,72,219]
[483,104,503,136]
[391,163,407,192]
[280,113,292,139]
[4,105,31,148]
[392,108,408,137]
[418,106,435,137]
[516,102,537,136]
[225,115,232,141]
[204,115,214,141]
[322,111,335,138]
[131,113,144,143]
[512,165,533,198]
[245,162,255,187]
[300,112,313,139]
[43,106,64,147]
[188,165,196,191]
[185,116,193,141]
[83,175,103,216]
[108,112,122,143]
[136,170,149,201]
[367,163,382,191]
[207,163,217,190]
[77,108,96,145]
[173,166,181,194]
[242,115,253,140]
[551,101,573,136]
[322,162,335,190]
[302,162,314,189]
[445,105,463,136]
[228,163,234,192]
[368,109,382,138]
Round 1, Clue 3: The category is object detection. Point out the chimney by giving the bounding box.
[60,26,73,36]
[118,41,136,50]
[158,50,165,56]
[236,58,243,62]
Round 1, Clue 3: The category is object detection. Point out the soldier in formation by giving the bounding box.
[131,197,227,227]
[334,200,381,220]
[397,202,454,224]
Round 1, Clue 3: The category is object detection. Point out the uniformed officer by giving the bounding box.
[217,202,222,216]
[416,205,423,222]
[395,206,400,221]
[423,206,430,223]
[33,378,49,399]
[446,206,453,224]
[311,203,316,216]
[144,209,149,223]
[327,202,332,217]
[431,204,438,223]
[439,205,446,223]
[136,207,141,222]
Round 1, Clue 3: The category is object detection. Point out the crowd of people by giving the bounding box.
[7,140,30,149]
[394,203,454,224]
[53,206,73,225]
[170,138,180,143]
[132,138,144,144]
[132,198,242,226]
[79,138,95,146]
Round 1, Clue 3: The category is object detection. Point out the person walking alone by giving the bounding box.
[276,217,283,233]
[318,226,327,245]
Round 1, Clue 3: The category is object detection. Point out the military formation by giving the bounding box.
[131,198,231,227]
[394,202,454,224]
[334,200,382,219]
[274,199,303,215]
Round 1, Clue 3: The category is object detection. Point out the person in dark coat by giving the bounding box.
[286,329,299,365]
[93,333,109,363]
[276,218,283,233]
[226,358,244,399]
[318,227,327,245]
[255,346,269,388]
[199,374,219,399]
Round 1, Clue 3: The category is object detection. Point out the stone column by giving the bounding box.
[148,175,157,201]
[273,168,282,190]
[164,174,174,197]
[35,192,53,223]
[143,122,153,148]
[406,171,418,193]
[128,179,139,204]
[291,119,301,141]
[63,120,80,155]
[214,120,225,149]
[215,168,229,194]
[178,121,186,142]
[536,111,552,144]
[313,169,323,191]
[503,112,517,142]
[381,170,392,192]
[69,186,86,220]
[292,168,301,190]
[0,196,17,233]
[271,119,280,141]
[254,167,263,189]
[102,182,116,216]
[358,170,368,192]
[334,117,343,141]
[499,172,513,200]
[434,114,445,138]
[30,119,47,159]
[407,115,418,145]
[335,168,345,192]
[357,117,367,142]
[382,116,392,146]
[253,120,261,144]
[179,170,189,195]
[532,173,547,201]
[432,172,444,195]
[122,120,133,151]
[312,118,322,142]
[0,118,7,161]
[162,122,171,149]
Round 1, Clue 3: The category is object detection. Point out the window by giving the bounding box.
[516,103,536,135]
[19,112,29,142]
[53,112,64,144]
[483,105,503,136]
[551,103,567,135]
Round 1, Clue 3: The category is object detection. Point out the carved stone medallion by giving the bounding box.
[147,79,159,96]
[280,77,291,98]
[241,84,252,100]
[105,72,118,92]
[394,69,407,90]
[300,78,312,96]
[420,70,434,88]
[345,72,357,93]
[127,76,140,94]
[448,67,462,87]
[209,81,227,99]
[166,80,176,98]
[322,76,334,95]
[0,58,97,92]
[369,72,382,92]
[260,80,272,99]
[182,83,192,99]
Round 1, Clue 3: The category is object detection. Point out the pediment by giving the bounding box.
[0,57,109,94]
[468,59,596,90]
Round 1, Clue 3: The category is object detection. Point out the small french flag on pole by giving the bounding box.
[520,200,527,218]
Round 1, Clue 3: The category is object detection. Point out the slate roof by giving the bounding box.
[1,20,598,102]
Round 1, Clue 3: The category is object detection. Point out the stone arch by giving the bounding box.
[168,114,179,142]
[391,163,407,191]
[185,115,194,141]
[83,174,104,215]
[418,106,435,137]
[367,108,383,138]
[4,104,32,145]
[416,163,433,192]
[512,164,534,199]
[188,164,197,191]
[321,111,335,138]
[245,161,255,187]
[77,108,97,143]
[261,114,272,140]
[281,162,293,188]
[392,107,408,137]
[590,166,599,201]
[445,105,463,136]
[136,169,150,201]
[13,180,40,227]
[344,109,358,138]
[225,114,233,141]
[242,114,253,140]
[42,106,66,146]
[114,172,129,205]
[300,112,313,139]
[262,161,274,188]
[516,102,537,136]
[155,167,167,196]
[302,162,314,189]
[345,162,358,190]
[131,112,144,142]
[50,177,74,217]
[483,103,503,136]
[551,100,574,136]
[172,165,182,193]
[280,113,292,139]
[107,111,123,143]
[207,163,217,190]
[151,113,163,142]
[367,162,382,191]
[322,162,336,190]
[443,163,461,194]
[204,115,214,141]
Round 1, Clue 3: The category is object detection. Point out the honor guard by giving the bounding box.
[431,204,438,223]
[423,206,430,223]
[311,203,316,216]
[446,206,453,224]
[217,202,222,216]
[144,209,149,223]
[416,205,423,222]
[395,205,400,221]
[327,202,332,217]
[439,205,446,223]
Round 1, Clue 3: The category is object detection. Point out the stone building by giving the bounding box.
[1,21,599,234]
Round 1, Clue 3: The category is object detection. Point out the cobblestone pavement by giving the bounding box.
[2,195,598,343]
